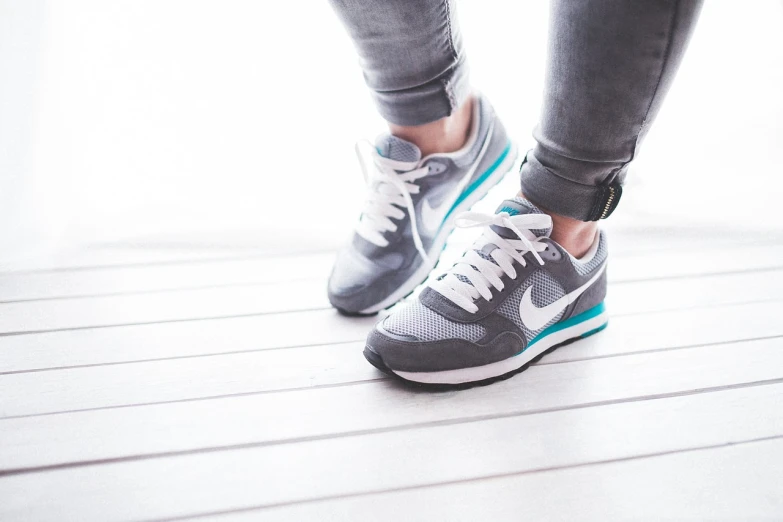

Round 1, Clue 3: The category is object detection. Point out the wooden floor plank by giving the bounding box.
[0,279,331,334]
[1,338,781,468]
[1,297,782,417]
[0,272,781,375]
[0,263,780,335]
[0,243,324,276]
[4,221,781,278]
[2,226,780,521]
[1,383,781,521]
[542,300,783,364]
[0,340,375,417]
[248,437,783,522]
[0,254,333,303]
[3,235,780,303]
[0,310,378,374]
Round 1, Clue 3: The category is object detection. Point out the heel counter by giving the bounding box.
[569,265,608,318]
[471,97,512,180]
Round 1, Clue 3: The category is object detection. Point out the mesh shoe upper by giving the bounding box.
[382,300,486,342]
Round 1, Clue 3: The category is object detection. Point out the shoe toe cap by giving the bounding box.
[366,322,481,374]
[366,303,508,373]
[328,248,404,312]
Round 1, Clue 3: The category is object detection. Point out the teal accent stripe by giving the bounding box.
[580,322,608,339]
[525,301,606,350]
[437,141,513,234]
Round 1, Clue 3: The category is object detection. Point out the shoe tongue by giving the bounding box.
[490,197,552,240]
[447,197,550,288]
[375,134,422,163]
[495,197,541,217]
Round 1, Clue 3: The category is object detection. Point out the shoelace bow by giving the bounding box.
[429,211,553,313]
[354,140,432,264]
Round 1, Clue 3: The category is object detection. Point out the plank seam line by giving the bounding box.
[2,334,781,420]
[534,333,783,366]
[4,264,783,305]
[0,340,367,375]
[0,277,320,304]
[144,433,783,522]
[3,236,780,276]
[0,307,333,337]
[2,264,783,309]
[2,377,782,477]
[0,249,338,276]
[3,330,782,378]
[0,339,364,376]
[2,294,782,338]
[614,265,783,284]
[0,378,391,421]
[2,333,782,419]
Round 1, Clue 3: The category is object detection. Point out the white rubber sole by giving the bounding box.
[359,142,519,315]
[393,307,608,385]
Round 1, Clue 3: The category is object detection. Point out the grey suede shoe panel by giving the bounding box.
[367,314,525,372]
[566,266,608,319]
[329,256,424,312]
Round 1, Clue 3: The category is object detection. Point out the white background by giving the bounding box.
[1,0,781,267]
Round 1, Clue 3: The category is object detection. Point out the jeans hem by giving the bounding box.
[519,153,621,222]
[371,57,470,126]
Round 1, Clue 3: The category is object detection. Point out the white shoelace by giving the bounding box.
[354,140,432,264]
[429,211,553,313]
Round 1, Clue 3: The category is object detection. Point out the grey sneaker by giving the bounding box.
[328,95,517,315]
[364,197,609,387]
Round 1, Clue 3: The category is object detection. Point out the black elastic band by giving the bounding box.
[587,181,623,221]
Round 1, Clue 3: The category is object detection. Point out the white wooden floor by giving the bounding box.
[1,220,783,522]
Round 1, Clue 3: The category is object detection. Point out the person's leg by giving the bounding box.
[327,0,518,315]
[521,0,704,256]
[328,0,473,154]
[363,0,706,387]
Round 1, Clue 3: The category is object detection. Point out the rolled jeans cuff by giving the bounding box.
[370,56,471,127]
[520,152,623,222]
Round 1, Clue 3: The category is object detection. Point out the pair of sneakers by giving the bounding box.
[328,95,608,388]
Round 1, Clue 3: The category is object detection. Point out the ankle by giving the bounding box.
[549,215,598,259]
[520,192,598,258]
[388,96,474,157]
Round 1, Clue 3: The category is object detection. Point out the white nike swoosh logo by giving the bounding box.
[420,175,474,235]
[419,122,495,236]
[519,263,606,331]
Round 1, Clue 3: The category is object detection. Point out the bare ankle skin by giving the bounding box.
[519,192,598,258]
[388,96,474,157]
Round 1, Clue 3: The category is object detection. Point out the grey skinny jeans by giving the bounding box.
[329,0,704,221]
